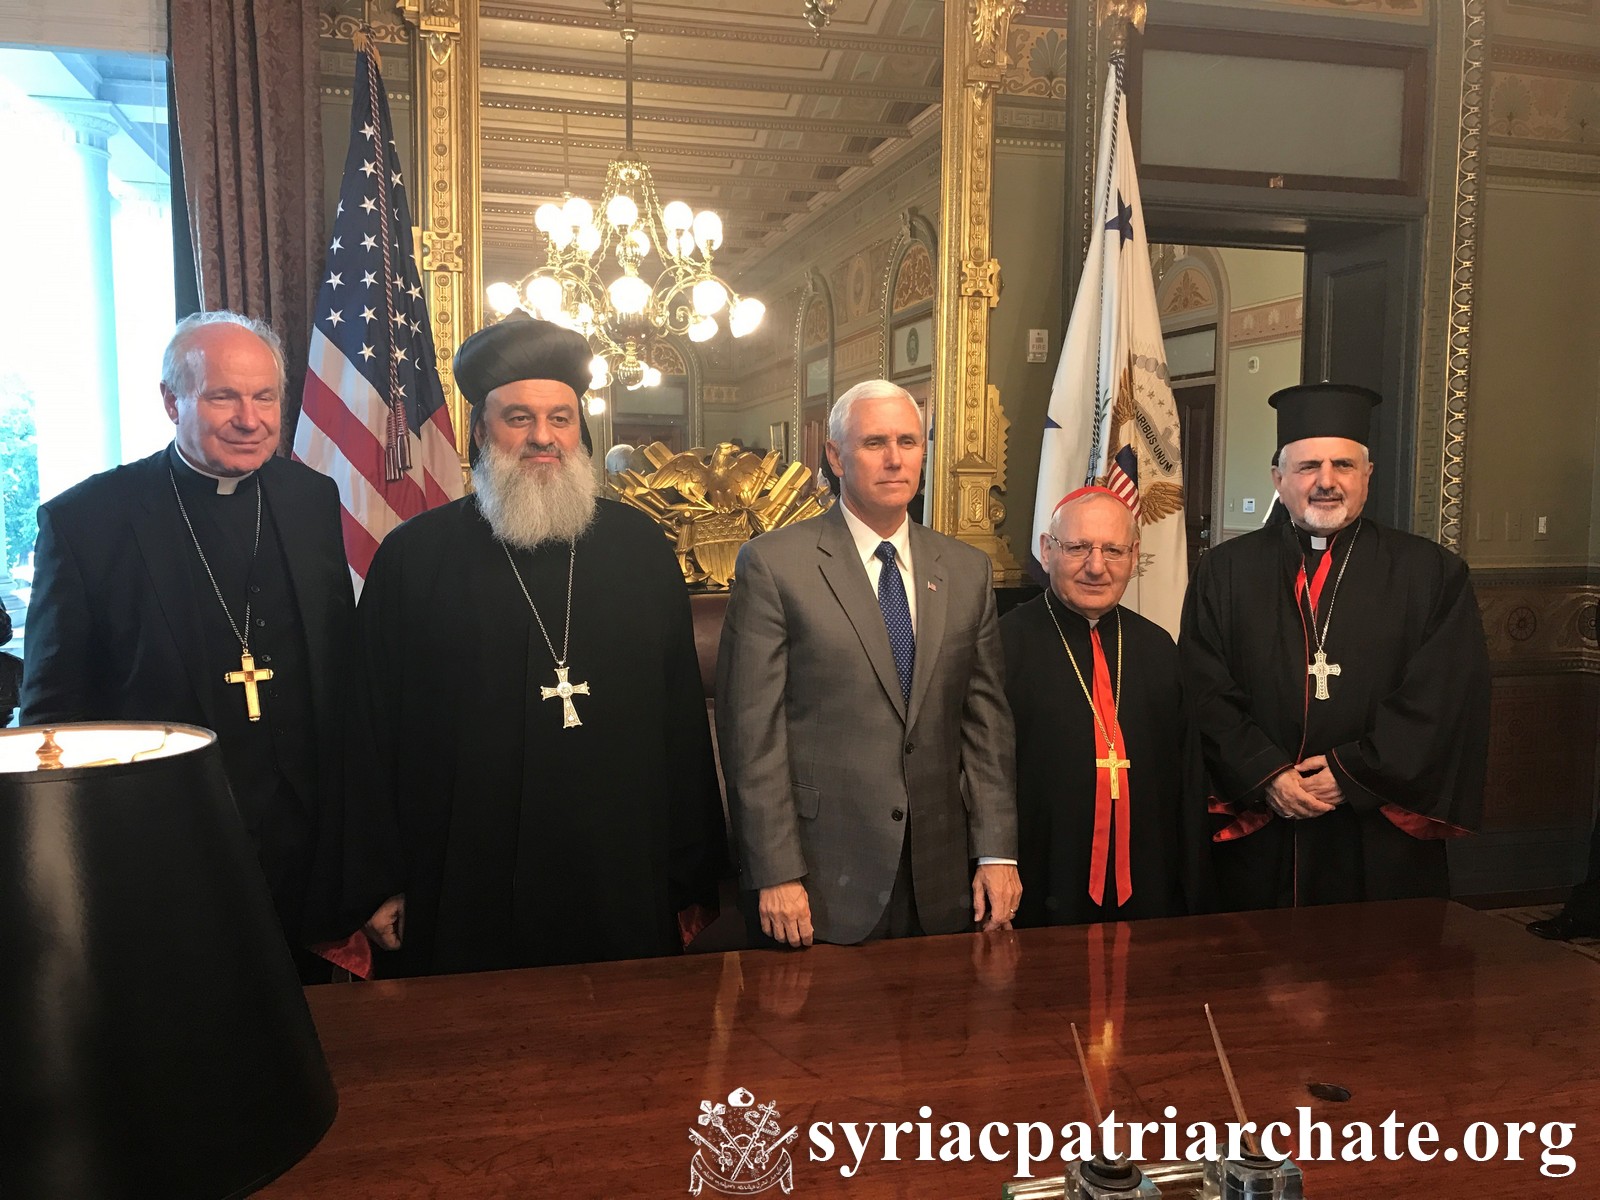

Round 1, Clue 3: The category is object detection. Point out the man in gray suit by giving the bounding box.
[717,380,1021,947]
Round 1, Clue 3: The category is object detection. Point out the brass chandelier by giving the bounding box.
[485,2,765,393]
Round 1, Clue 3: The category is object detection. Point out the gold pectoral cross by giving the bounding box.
[1097,739,1131,800]
[1308,650,1342,701]
[540,665,590,729]
[224,651,274,721]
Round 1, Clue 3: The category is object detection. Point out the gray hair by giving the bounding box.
[1050,489,1139,543]
[161,311,287,400]
[827,379,917,445]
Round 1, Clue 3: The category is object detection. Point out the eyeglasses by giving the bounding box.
[1045,534,1135,563]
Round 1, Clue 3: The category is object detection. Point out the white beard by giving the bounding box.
[472,438,598,549]
[1296,501,1351,534]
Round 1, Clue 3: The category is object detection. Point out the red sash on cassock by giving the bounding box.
[1087,628,1133,907]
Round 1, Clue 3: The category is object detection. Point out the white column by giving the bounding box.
[33,99,123,503]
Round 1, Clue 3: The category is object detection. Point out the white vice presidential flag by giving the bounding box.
[1031,56,1186,637]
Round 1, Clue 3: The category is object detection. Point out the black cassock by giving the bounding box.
[346,496,728,975]
[1000,595,1213,925]
[1180,519,1490,909]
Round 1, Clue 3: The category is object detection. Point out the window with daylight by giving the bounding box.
[0,47,175,670]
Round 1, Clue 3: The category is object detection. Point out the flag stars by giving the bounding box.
[360,159,378,178]
[359,343,375,361]
[329,236,342,254]
[360,196,378,214]
[407,282,422,301]
[409,317,421,335]
[327,309,344,327]
[362,271,378,288]
[361,306,377,324]
[335,200,344,217]
[326,272,343,290]
[361,233,378,251]
[395,347,409,365]
[392,311,407,328]
[360,122,377,141]
[391,170,402,187]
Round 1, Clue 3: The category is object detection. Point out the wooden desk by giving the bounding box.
[265,901,1599,1197]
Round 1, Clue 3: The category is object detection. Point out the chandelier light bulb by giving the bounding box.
[729,296,766,338]
[692,279,728,316]
[606,193,639,228]
[630,228,652,258]
[576,301,595,326]
[642,365,663,388]
[485,281,519,316]
[562,195,594,229]
[609,273,652,316]
[577,224,602,254]
[549,223,574,251]
[589,355,611,389]
[525,275,564,317]
[662,200,694,232]
[586,395,607,416]
[687,314,718,342]
[534,203,562,234]
[692,210,723,253]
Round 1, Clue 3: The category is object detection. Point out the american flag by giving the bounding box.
[1104,443,1141,521]
[292,37,463,588]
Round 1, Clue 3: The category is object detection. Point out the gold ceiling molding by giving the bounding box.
[930,0,1025,581]
[478,3,940,56]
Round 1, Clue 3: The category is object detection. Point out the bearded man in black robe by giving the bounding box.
[1180,384,1490,910]
[1002,487,1211,925]
[347,314,727,975]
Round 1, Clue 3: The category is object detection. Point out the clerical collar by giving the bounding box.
[1292,522,1345,555]
[1049,591,1107,628]
[171,442,256,496]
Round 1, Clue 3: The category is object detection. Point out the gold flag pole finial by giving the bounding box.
[1205,1003,1262,1159]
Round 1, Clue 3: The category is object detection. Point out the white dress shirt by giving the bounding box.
[838,500,917,632]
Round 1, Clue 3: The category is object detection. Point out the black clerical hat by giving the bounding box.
[453,311,593,456]
[1269,383,1381,449]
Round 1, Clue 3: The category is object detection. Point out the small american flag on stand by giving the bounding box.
[292,31,463,591]
[1104,444,1142,522]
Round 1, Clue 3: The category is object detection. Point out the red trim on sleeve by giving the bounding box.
[1208,795,1278,843]
[311,931,374,980]
[1379,805,1472,840]
[678,901,719,948]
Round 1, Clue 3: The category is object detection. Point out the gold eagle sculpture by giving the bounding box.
[609,442,833,589]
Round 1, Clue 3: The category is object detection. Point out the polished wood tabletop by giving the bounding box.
[263,901,1599,1198]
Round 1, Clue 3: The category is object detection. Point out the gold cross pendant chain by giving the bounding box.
[501,540,589,729]
[1045,593,1130,799]
[1302,522,1360,702]
[169,469,273,721]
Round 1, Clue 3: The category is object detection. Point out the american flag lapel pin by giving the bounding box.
[927,580,938,592]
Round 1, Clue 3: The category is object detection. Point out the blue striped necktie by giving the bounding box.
[875,541,915,704]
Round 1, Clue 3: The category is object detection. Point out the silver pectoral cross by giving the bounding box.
[540,665,590,729]
[1307,650,1341,701]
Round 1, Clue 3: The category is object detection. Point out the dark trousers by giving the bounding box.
[866,833,923,941]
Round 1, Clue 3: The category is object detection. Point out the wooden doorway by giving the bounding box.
[1174,383,1215,572]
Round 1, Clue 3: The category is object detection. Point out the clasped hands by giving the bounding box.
[758,864,1023,948]
[1265,755,1346,820]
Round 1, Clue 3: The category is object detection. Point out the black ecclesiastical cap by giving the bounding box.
[1269,383,1381,449]
[453,311,593,456]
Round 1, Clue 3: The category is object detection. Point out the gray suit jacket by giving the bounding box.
[715,506,1017,944]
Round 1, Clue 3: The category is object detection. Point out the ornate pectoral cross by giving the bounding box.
[1097,739,1132,800]
[1308,650,1342,701]
[224,652,274,721]
[540,665,590,729]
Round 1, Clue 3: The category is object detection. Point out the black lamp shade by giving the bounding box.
[0,724,336,1199]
